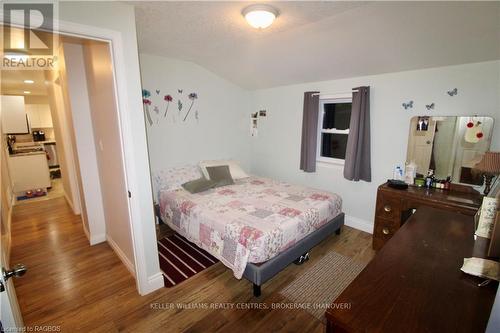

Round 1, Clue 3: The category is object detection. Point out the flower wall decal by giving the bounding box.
[153,106,160,124]
[141,89,154,125]
[141,88,200,124]
[164,94,173,117]
[183,92,198,121]
[142,98,153,126]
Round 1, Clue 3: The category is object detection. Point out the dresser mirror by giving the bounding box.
[406,116,494,185]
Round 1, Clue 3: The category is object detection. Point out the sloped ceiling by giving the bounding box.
[133,1,500,89]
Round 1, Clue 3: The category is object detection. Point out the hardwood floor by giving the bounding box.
[10,197,375,332]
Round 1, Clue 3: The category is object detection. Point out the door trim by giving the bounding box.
[1,9,162,295]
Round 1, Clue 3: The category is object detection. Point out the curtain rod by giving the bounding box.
[312,89,358,96]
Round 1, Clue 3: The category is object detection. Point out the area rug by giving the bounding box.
[280,251,367,322]
[157,233,218,287]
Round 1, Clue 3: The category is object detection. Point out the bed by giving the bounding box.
[155,165,344,296]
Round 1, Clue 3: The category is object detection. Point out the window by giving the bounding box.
[317,96,352,164]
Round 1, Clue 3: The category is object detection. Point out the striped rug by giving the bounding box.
[157,233,218,287]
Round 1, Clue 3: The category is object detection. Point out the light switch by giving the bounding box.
[99,140,104,151]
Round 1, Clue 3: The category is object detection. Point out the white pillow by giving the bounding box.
[153,165,202,199]
[199,160,249,180]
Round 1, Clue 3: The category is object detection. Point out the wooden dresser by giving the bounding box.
[372,182,483,250]
[326,207,498,333]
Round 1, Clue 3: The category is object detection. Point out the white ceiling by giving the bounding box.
[1,70,48,96]
[133,1,500,90]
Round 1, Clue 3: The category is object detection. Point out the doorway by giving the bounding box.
[1,29,135,328]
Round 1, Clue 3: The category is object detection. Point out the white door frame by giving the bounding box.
[1,14,162,295]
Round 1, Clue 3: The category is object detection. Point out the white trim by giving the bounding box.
[321,128,350,135]
[316,97,352,165]
[63,192,77,215]
[3,199,14,267]
[62,42,108,249]
[52,18,159,296]
[318,93,353,100]
[90,233,106,246]
[345,215,373,234]
[0,14,161,295]
[107,235,135,276]
[317,156,345,166]
[81,221,90,242]
[48,70,83,218]
[144,273,165,294]
[80,222,105,246]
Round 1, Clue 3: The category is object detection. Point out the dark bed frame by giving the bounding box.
[243,213,344,297]
[155,204,344,297]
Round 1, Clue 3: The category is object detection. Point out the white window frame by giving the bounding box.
[316,94,352,165]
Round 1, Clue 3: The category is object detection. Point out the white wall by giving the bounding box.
[45,69,82,217]
[139,54,252,177]
[59,1,161,294]
[24,95,49,104]
[61,42,107,243]
[83,41,135,274]
[251,61,500,232]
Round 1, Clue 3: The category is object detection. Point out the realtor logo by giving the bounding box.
[2,2,57,69]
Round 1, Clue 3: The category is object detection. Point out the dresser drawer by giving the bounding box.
[375,195,401,222]
[373,217,399,250]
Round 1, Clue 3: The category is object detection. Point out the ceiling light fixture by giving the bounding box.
[23,91,31,94]
[24,80,34,84]
[242,4,279,29]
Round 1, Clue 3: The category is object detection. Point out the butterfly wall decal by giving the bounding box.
[155,89,160,95]
[402,101,413,110]
[178,89,183,94]
[447,88,458,96]
[425,103,435,110]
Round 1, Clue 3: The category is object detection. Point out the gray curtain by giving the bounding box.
[344,86,371,182]
[300,91,320,172]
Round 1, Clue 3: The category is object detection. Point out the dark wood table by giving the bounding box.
[326,206,498,333]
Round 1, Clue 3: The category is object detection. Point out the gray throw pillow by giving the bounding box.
[182,177,217,194]
[206,165,234,187]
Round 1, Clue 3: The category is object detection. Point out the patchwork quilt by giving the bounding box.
[159,176,342,279]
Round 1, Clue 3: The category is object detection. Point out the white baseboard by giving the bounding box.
[139,272,164,295]
[90,233,106,245]
[63,192,75,214]
[64,191,83,216]
[107,235,136,276]
[345,215,373,234]
[81,223,90,242]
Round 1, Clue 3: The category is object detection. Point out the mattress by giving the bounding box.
[159,176,342,279]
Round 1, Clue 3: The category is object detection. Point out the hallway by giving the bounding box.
[10,197,140,331]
